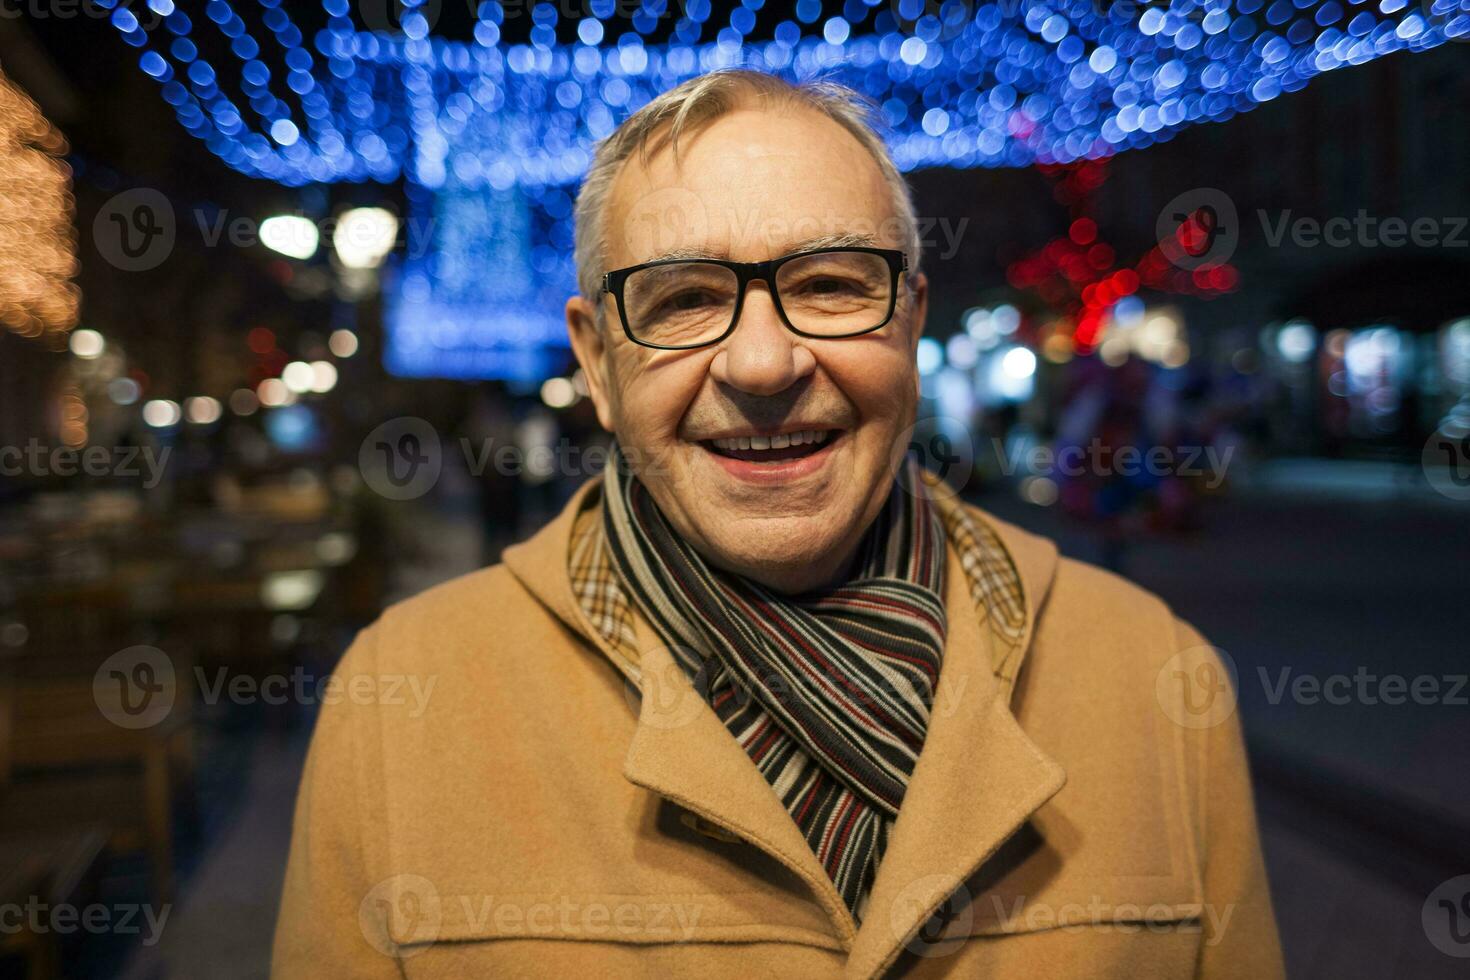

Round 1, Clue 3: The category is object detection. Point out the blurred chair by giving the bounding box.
[0,640,194,906]
[14,583,132,658]
[169,575,277,668]
[0,658,113,980]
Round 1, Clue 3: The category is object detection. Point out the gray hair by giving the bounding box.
[571,69,922,309]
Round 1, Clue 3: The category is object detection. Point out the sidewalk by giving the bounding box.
[118,729,308,980]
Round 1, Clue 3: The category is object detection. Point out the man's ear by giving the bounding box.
[566,294,617,432]
[905,271,929,398]
[906,270,929,351]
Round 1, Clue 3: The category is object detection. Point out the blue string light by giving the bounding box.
[104,0,1470,188]
[102,0,1470,379]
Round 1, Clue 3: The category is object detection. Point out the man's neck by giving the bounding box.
[702,540,862,596]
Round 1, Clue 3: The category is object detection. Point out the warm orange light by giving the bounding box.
[0,68,80,341]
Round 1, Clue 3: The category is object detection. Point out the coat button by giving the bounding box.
[679,811,744,844]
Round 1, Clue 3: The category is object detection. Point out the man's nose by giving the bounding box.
[708,283,817,396]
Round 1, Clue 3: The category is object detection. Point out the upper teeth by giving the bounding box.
[711,430,832,452]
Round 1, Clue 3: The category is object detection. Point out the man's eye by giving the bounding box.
[660,289,718,312]
[798,277,861,296]
[811,278,852,294]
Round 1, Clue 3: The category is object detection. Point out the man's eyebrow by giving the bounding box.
[644,233,880,264]
[783,232,879,252]
[647,244,728,262]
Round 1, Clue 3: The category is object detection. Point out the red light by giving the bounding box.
[1074,309,1105,350]
[1069,218,1097,245]
[1174,208,1220,259]
[248,327,275,354]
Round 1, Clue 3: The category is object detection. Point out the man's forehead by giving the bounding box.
[643,232,881,263]
[604,108,896,266]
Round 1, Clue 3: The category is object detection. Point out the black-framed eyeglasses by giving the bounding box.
[599,246,909,351]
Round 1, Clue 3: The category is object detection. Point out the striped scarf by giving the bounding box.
[602,452,948,921]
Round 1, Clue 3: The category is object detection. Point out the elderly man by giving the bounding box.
[274,70,1282,978]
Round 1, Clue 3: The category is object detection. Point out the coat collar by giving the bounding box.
[502,476,1062,697]
[845,544,1065,975]
[503,478,640,683]
[503,476,1068,976]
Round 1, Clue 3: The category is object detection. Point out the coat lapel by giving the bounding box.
[842,546,1067,979]
[619,609,860,949]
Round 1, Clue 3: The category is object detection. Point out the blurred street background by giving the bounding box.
[1,3,1468,977]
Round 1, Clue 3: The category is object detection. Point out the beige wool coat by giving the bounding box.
[272,480,1283,978]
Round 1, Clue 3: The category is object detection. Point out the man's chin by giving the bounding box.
[643,440,886,589]
[684,514,863,592]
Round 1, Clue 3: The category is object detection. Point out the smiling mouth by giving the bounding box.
[700,429,837,463]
